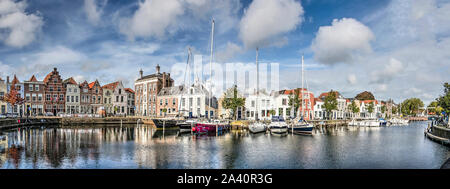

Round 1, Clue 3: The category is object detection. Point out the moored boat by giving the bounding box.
[177,120,197,133]
[289,119,314,134]
[269,116,288,134]
[152,119,178,129]
[249,122,267,133]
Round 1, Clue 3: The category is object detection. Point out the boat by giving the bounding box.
[269,116,288,134]
[248,48,267,134]
[348,119,359,126]
[193,120,229,134]
[389,118,409,126]
[288,55,314,135]
[289,119,314,134]
[151,119,178,129]
[249,121,267,133]
[365,120,381,127]
[379,118,387,126]
[177,119,196,133]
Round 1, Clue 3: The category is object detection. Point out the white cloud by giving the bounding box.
[84,0,107,25]
[311,18,374,64]
[215,42,242,62]
[370,58,404,84]
[347,74,357,85]
[0,0,43,48]
[239,0,304,48]
[119,0,184,40]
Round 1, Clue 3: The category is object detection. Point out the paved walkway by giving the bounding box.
[441,158,450,169]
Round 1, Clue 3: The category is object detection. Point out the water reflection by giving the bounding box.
[0,122,449,169]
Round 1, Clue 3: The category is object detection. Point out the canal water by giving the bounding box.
[0,121,448,169]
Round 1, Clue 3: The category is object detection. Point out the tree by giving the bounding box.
[268,109,276,116]
[355,91,375,101]
[288,88,301,118]
[3,84,24,109]
[348,101,359,118]
[367,102,374,114]
[427,101,439,115]
[437,82,450,117]
[222,85,245,120]
[322,90,338,120]
[392,106,398,115]
[381,105,386,114]
[401,98,424,116]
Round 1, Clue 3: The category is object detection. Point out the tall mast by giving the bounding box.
[256,48,259,121]
[301,55,304,120]
[208,19,215,120]
[181,48,191,118]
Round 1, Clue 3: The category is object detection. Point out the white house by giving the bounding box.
[245,89,274,121]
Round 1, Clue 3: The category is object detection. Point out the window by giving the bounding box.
[58,87,61,92]
[93,96,96,103]
[251,100,255,107]
[189,98,193,107]
[116,96,119,102]
[32,94,36,102]
[60,94,64,101]
[165,99,168,105]
[160,99,162,105]
[282,98,287,105]
[26,94,30,101]
[53,94,58,101]
[197,97,200,106]
[46,94,50,101]
[119,89,122,94]
[67,96,70,102]
[121,96,124,102]
[69,88,72,93]
[74,88,77,93]
[35,85,39,91]
[104,98,107,103]
[29,85,33,91]
[71,96,74,103]
[49,86,53,92]
[172,99,176,105]
[76,96,78,103]
[98,96,101,102]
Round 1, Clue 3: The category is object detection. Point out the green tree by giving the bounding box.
[437,82,450,117]
[322,90,338,120]
[427,101,439,114]
[348,101,360,117]
[367,102,375,114]
[222,85,245,120]
[288,88,301,118]
[268,109,276,116]
[401,98,424,116]
[381,105,386,114]
[392,106,398,115]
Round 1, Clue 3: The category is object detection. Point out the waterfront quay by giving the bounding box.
[0,121,448,169]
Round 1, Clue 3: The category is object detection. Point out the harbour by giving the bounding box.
[0,121,448,169]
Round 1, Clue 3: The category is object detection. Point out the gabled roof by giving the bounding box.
[102,81,119,90]
[125,88,135,94]
[79,80,89,88]
[11,75,20,85]
[88,81,96,89]
[362,100,379,104]
[63,77,77,85]
[29,75,38,82]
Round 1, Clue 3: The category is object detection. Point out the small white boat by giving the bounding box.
[249,122,267,133]
[269,116,288,134]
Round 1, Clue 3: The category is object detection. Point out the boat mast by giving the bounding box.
[301,55,304,120]
[256,48,259,121]
[179,48,191,118]
[208,19,215,120]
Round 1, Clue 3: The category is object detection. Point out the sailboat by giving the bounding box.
[249,48,268,134]
[176,48,198,133]
[288,55,314,134]
[193,19,228,134]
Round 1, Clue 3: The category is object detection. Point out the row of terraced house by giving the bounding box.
[0,68,135,116]
[134,65,395,120]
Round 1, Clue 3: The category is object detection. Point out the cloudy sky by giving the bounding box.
[0,0,449,105]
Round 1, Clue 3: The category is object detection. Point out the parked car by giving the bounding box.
[45,112,54,117]
[0,114,6,119]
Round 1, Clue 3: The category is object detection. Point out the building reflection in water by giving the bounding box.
[0,122,447,169]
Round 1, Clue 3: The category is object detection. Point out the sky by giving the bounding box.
[0,0,449,105]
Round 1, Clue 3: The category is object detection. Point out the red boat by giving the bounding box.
[193,121,230,134]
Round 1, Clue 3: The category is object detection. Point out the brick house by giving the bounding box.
[23,75,45,116]
[125,88,135,116]
[134,65,174,117]
[43,68,65,115]
[79,81,91,114]
[88,80,103,114]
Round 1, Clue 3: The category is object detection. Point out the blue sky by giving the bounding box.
[0,0,449,105]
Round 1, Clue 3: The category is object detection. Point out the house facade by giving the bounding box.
[318,91,347,120]
[125,88,135,115]
[134,65,174,117]
[245,89,274,121]
[0,77,8,114]
[43,68,65,115]
[63,77,80,114]
[24,75,44,116]
[102,86,113,115]
[7,75,25,115]
[79,81,91,114]
[89,80,103,114]
[103,81,127,115]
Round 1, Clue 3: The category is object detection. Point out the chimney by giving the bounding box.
[139,69,143,79]
[156,64,160,74]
